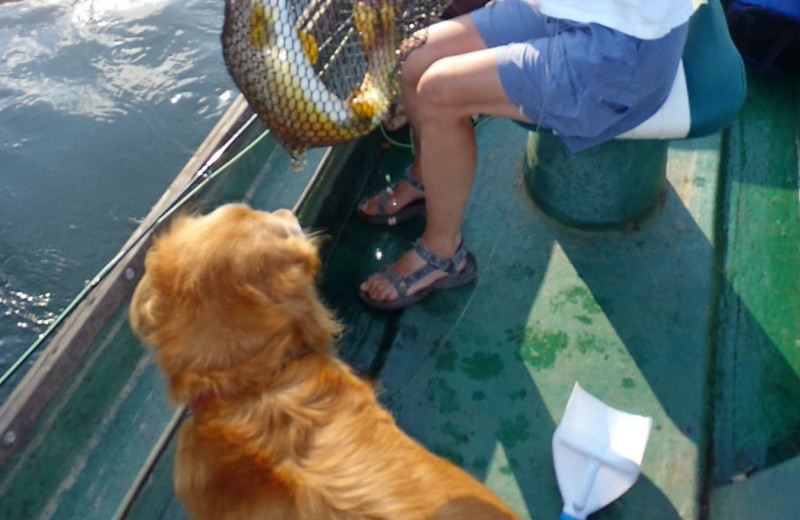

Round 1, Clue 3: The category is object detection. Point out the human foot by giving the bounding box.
[356,168,425,225]
[359,240,477,310]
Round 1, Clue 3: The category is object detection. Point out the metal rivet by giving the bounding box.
[3,431,16,445]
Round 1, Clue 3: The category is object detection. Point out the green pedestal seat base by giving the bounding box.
[524,132,668,230]
[520,0,746,230]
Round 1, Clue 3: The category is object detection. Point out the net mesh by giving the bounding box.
[222,0,448,163]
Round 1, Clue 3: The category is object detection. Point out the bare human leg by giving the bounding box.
[357,16,489,221]
[359,16,530,306]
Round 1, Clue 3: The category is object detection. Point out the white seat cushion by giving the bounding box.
[617,60,691,140]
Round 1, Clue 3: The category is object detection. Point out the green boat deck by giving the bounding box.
[0,71,798,519]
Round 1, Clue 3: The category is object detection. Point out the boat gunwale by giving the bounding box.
[0,96,255,469]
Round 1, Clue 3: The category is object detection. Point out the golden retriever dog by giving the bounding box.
[129,203,520,520]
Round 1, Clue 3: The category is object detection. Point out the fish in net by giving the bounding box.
[222,0,449,166]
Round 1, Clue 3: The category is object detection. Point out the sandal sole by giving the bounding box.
[359,252,478,310]
[356,198,426,225]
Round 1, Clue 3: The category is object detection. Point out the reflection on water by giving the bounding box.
[0,0,229,121]
[0,0,236,393]
[1,290,54,330]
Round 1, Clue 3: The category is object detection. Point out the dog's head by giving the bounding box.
[129,204,340,402]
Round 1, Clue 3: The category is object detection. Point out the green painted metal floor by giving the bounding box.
[1,71,796,520]
[315,71,800,519]
[321,124,720,519]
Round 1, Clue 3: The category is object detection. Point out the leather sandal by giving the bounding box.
[359,240,477,310]
[356,168,425,225]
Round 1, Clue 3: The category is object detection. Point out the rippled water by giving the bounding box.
[0,0,236,393]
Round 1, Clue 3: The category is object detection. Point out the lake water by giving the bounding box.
[0,0,237,396]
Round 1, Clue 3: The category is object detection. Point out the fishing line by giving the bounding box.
[0,119,273,390]
[383,14,559,403]
[0,1,445,388]
[2,5,558,389]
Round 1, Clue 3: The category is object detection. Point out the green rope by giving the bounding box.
[379,114,493,153]
[379,122,413,150]
[0,124,272,390]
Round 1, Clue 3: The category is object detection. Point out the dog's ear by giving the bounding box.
[291,236,322,279]
[129,216,197,349]
[250,235,321,296]
[129,273,162,345]
[236,233,340,354]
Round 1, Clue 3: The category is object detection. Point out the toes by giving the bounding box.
[360,273,397,302]
[358,197,376,216]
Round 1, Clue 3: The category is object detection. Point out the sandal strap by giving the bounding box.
[413,240,467,276]
[376,240,470,300]
[375,188,392,215]
[378,264,411,298]
[403,168,425,193]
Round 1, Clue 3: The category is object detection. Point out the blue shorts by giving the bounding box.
[470,0,688,152]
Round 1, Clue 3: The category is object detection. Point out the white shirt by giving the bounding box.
[538,0,701,40]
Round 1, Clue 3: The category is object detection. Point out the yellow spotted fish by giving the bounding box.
[222,0,400,161]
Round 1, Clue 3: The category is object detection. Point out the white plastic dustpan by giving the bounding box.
[552,383,653,520]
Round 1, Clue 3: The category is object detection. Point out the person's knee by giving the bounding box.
[415,60,461,117]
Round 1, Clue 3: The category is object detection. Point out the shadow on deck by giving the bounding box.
[0,72,796,520]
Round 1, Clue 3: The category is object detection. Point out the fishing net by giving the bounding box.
[222,0,449,164]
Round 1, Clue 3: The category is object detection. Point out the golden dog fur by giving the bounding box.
[129,204,520,520]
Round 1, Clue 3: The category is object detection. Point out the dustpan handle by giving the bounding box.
[554,427,642,475]
[573,458,601,511]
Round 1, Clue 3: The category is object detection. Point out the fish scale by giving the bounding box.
[222,0,413,163]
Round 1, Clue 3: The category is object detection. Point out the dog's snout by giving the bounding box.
[272,209,302,237]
